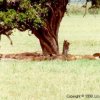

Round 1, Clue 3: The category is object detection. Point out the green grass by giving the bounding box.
[0,15,100,100]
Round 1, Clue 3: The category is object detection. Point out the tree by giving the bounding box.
[83,0,100,17]
[0,0,68,55]
[91,0,100,8]
[86,0,100,8]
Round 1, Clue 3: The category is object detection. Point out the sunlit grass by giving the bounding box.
[0,15,100,100]
[59,15,100,54]
[0,60,100,100]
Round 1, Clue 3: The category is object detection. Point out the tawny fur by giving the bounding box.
[62,40,70,56]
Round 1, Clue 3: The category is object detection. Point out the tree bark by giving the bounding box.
[32,0,68,55]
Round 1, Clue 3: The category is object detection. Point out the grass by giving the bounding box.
[67,3,100,15]
[0,15,100,100]
[0,60,100,100]
[59,15,100,55]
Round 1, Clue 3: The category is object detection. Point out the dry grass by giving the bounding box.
[0,15,100,100]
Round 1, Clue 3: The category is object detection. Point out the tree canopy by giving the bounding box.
[0,0,68,55]
[0,0,49,33]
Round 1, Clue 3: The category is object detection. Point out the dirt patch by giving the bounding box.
[0,52,100,61]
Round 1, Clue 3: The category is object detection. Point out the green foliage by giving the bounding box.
[0,9,16,26]
[0,0,48,30]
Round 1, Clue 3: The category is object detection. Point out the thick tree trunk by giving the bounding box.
[32,0,68,55]
[32,26,59,55]
[39,33,59,55]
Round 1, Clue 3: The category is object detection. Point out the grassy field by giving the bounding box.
[0,15,100,100]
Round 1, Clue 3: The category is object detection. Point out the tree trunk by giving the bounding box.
[32,25,59,55]
[92,0,100,6]
[90,0,100,8]
[32,0,68,55]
